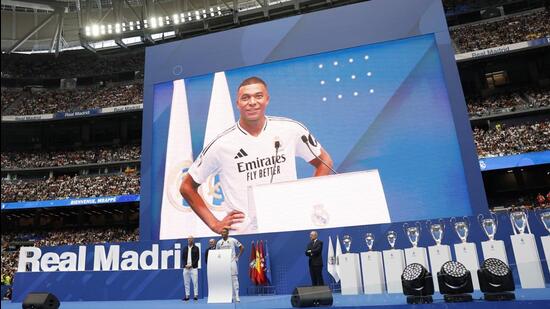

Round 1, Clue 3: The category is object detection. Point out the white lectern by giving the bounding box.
[428,245,452,292]
[339,253,363,295]
[207,249,232,303]
[248,170,390,234]
[360,251,385,294]
[542,235,550,273]
[510,234,545,288]
[481,240,509,266]
[454,243,480,290]
[382,249,405,293]
[405,247,429,270]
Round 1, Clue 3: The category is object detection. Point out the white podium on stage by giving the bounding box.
[428,245,452,292]
[360,251,385,294]
[405,247,429,270]
[206,249,232,303]
[248,170,390,234]
[542,235,550,273]
[510,234,545,288]
[339,253,363,295]
[454,243,480,290]
[382,249,405,294]
[481,240,509,266]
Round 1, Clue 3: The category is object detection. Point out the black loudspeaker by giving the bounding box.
[291,286,333,307]
[22,292,60,309]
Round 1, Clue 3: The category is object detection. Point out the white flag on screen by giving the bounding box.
[327,236,340,282]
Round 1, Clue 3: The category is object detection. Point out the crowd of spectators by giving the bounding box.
[473,121,550,157]
[79,83,143,110]
[467,88,549,117]
[1,172,141,202]
[1,227,139,288]
[1,88,22,112]
[450,10,550,52]
[1,145,141,169]
[3,82,143,116]
[1,51,144,79]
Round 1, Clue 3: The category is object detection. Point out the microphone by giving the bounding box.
[301,135,337,174]
[270,140,281,184]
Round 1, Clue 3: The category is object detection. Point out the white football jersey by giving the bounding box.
[188,116,322,232]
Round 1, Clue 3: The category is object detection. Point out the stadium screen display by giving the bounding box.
[153,33,473,240]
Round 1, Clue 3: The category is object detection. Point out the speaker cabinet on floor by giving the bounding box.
[291,286,333,307]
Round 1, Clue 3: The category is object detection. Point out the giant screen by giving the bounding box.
[141,0,488,240]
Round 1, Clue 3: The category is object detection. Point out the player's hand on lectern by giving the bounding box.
[211,210,245,233]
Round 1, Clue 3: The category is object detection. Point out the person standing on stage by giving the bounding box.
[182,236,200,301]
[305,230,324,286]
[180,76,333,234]
[216,228,244,302]
[204,238,216,265]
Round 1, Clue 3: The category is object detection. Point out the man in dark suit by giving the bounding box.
[305,230,324,286]
[182,236,200,301]
[204,238,216,265]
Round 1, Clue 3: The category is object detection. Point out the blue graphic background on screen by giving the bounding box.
[175,34,471,221]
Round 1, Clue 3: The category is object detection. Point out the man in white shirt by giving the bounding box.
[180,76,333,234]
[216,228,244,302]
[182,236,200,301]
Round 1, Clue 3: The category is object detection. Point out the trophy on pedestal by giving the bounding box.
[450,217,469,243]
[538,209,550,235]
[387,230,397,249]
[478,212,498,241]
[509,209,530,235]
[343,235,352,253]
[479,212,508,266]
[383,230,405,293]
[403,222,422,248]
[426,219,451,292]
[427,219,444,246]
[508,208,546,288]
[365,233,375,251]
[403,222,428,269]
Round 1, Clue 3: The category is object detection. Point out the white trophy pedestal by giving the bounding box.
[510,234,545,288]
[206,249,232,303]
[454,242,480,290]
[481,240,509,266]
[428,245,452,292]
[542,235,550,273]
[360,251,385,294]
[404,247,429,270]
[339,253,363,295]
[382,249,405,294]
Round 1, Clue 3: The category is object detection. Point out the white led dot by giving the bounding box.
[322,97,327,102]
[348,58,354,63]
[318,64,324,69]
[351,75,356,79]
[364,55,369,60]
[333,61,338,66]
[337,94,343,99]
[369,89,374,93]
[367,72,372,76]
[335,77,340,82]
[353,92,358,96]
[320,80,325,85]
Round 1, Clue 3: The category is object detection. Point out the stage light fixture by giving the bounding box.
[478,258,515,301]
[173,14,179,24]
[150,17,157,28]
[401,263,434,304]
[438,261,473,302]
[85,26,91,36]
[100,25,106,35]
[91,24,99,37]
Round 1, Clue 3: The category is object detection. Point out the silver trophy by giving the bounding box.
[509,209,529,234]
[365,233,375,251]
[478,212,498,241]
[403,222,422,248]
[343,235,352,253]
[427,219,444,246]
[451,217,469,243]
[538,209,550,235]
[386,230,397,249]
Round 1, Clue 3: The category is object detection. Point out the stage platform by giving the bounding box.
[2,288,549,309]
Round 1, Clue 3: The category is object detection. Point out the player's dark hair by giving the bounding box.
[238,76,267,92]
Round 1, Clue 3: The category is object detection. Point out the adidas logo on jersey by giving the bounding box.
[234,149,248,159]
